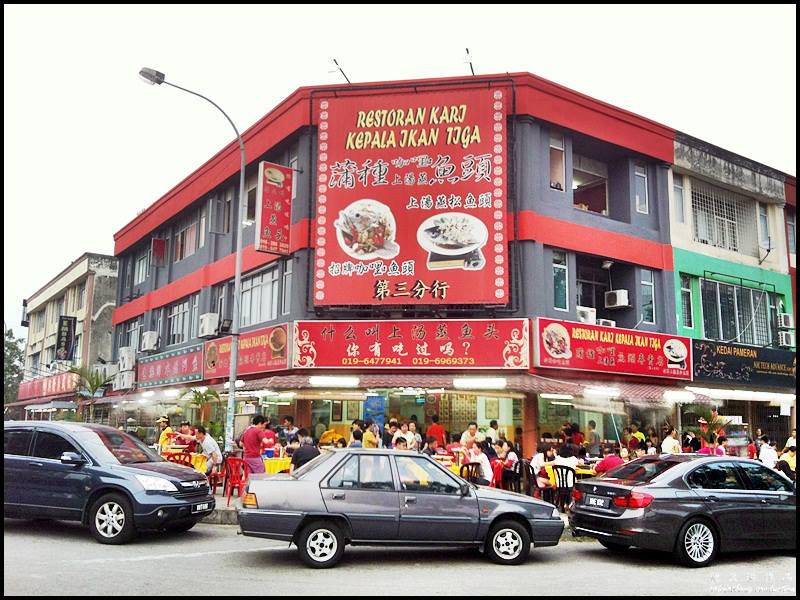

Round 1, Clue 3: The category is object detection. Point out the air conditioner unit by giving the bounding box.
[113,370,135,392]
[778,331,796,348]
[117,346,135,372]
[596,318,617,328]
[141,331,160,352]
[576,306,597,324]
[198,312,220,339]
[605,289,630,309]
[93,363,118,381]
[777,313,794,329]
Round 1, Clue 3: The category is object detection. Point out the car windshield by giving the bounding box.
[291,449,337,479]
[76,428,162,465]
[603,457,679,482]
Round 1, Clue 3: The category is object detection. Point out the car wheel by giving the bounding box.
[88,493,136,545]
[599,539,630,552]
[485,520,531,565]
[164,518,199,533]
[675,518,718,568]
[296,521,345,568]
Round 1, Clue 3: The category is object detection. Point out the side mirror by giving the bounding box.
[60,452,86,466]
[460,482,470,496]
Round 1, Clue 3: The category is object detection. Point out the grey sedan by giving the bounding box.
[238,448,563,567]
[569,455,796,567]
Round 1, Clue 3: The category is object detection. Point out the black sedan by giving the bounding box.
[569,454,796,567]
[238,448,564,567]
[4,421,214,544]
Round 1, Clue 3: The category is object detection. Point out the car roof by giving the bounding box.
[329,448,434,457]
[3,420,121,435]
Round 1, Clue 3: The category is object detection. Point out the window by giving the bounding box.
[572,154,608,214]
[167,295,199,345]
[700,279,778,346]
[173,216,198,262]
[4,429,34,456]
[240,267,279,327]
[212,284,228,319]
[289,149,298,201]
[788,211,796,254]
[680,275,694,329]
[245,173,258,223]
[76,283,86,310]
[687,463,745,490]
[32,431,79,460]
[673,173,685,223]
[641,269,655,324]
[395,456,461,494]
[74,334,82,366]
[576,265,608,311]
[552,251,568,311]
[357,455,394,491]
[691,179,758,256]
[758,203,770,245]
[328,456,359,488]
[281,259,293,316]
[56,296,65,319]
[30,352,41,377]
[739,462,794,492]
[604,458,679,482]
[634,164,649,214]
[134,248,150,284]
[198,204,207,249]
[216,187,234,235]
[125,318,142,351]
[549,134,565,192]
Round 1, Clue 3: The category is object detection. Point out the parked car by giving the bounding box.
[569,454,796,567]
[238,448,564,568]
[4,421,214,544]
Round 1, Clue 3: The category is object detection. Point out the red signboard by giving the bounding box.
[255,162,293,255]
[293,319,529,369]
[204,324,290,378]
[534,318,692,380]
[313,86,509,306]
[137,344,204,388]
[17,372,79,400]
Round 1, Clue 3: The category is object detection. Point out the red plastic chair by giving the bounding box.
[164,452,193,468]
[224,457,250,506]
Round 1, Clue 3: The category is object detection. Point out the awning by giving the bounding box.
[5,395,76,408]
[24,400,77,412]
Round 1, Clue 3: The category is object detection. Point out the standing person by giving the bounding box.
[155,416,174,453]
[362,419,379,448]
[382,420,399,449]
[485,420,499,444]
[195,426,222,476]
[759,437,779,468]
[661,428,682,454]
[289,428,320,473]
[408,421,423,452]
[393,421,416,450]
[280,416,299,440]
[241,415,277,474]
[746,437,758,460]
[348,419,363,445]
[314,418,328,442]
[628,422,645,450]
[349,429,363,448]
[783,429,797,453]
[570,423,585,446]
[683,431,701,453]
[585,420,601,456]
[426,415,447,447]
[460,422,479,445]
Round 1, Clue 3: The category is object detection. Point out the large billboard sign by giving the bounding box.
[313,86,509,306]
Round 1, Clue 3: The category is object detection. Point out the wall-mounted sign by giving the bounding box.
[692,340,796,389]
[293,319,528,369]
[534,318,693,380]
[17,372,79,400]
[137,344,204,388]
[56,316,77,361]
[312,85,509,306]
[255,161,292,255]
[204,323,289,378]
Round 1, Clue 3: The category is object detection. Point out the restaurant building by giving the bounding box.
[7,253,118,421]
[108,72,795,452]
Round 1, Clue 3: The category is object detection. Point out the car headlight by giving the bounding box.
[135,474,178,492]
[552,507,560,519]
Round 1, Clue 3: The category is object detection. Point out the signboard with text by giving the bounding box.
[534,318,693,380]
[255,161,292,255]
[56,315,77,361]
[203,324,290,378]
[293,319,529,369]
[137,344,204,388]
[17,372,79,400]
[313,86,509,306]
[692,340,796,389]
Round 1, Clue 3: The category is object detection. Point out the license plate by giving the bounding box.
[586,494,610,508]
[192,502,210,513]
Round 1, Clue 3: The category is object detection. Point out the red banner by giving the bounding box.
[17,372,79,400]
[534,318,692,380]
[313,86,509,306]
[137,344,204,388]
[293,319,529,369]
[255,162,292,255]
[204,324,289,378]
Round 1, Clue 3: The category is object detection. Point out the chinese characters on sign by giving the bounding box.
[293,319,529,369]
[56,316,77,361]
[17,372,79,400]
[255,162,293,255]
[313,86,509,306]
[204,324,289,378]
[534,318,693,380]
[137,344,204,388]
[692,340,796,388]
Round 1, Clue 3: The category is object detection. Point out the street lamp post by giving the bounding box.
[139,67,245,452]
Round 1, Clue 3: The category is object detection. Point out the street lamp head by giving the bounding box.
[139,67,165,85]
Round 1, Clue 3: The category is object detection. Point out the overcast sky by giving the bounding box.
[4,4,796,340]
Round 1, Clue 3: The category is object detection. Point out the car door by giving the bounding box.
[4,427,35,513]
[686,461,762,550]
[29,429,92,520]
[321,454,399,541]
[394,455,479,542]
[737,461,796,547]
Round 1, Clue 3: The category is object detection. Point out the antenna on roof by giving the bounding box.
[465,48,475,76]
[332,58,351,85]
